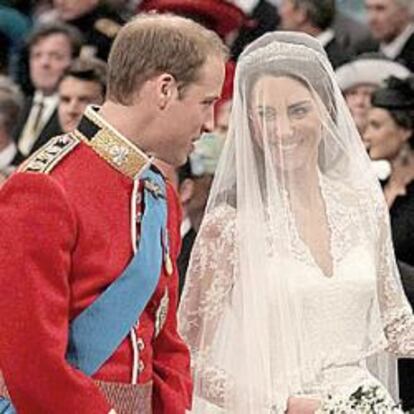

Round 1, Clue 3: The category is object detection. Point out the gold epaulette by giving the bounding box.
[94,18,122,39]
[74,106,151,179]
[19,134,80,174]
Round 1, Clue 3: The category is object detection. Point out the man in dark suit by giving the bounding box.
[278,0,352,68]
[30,56,107,154]
[366,0,414,71]
[14,22,82,158]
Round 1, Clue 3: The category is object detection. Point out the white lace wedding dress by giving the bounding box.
[179,177,414,413]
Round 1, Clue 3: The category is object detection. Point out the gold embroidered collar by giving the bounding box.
[73,105,151,179]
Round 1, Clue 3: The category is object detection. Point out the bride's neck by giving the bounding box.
[283,165,321,206]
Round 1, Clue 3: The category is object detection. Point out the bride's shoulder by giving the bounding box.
[322,175,362,206]
[201,204,237,238]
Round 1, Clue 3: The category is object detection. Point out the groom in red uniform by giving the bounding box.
[0,13,226,414]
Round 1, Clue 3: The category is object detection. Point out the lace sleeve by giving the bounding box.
[178,205,237,408]
[377,208,414,357]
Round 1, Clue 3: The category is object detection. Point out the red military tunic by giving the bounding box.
[0,107,192,413]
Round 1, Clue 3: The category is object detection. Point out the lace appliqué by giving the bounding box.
[179,204,237,407]
[375,206,414,356]
[265,176,370,277]
[180,205,236,325]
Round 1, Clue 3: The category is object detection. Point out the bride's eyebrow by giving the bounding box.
[255,100,312,111]
[288,100,312,109]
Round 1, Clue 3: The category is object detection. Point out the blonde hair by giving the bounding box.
[107,13,228,105]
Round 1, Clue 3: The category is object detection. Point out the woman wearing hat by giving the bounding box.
[336,55,410,137]
[336,55,410,180]
[365,76,414,264]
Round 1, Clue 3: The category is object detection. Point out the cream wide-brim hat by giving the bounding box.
[335,57,411,92]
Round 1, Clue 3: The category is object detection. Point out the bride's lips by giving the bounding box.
[273,137,304,151]
[279,142,300,151]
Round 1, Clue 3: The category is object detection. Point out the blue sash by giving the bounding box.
[0,399,15,414]
[67,168,167,375]
[2,168,167,411]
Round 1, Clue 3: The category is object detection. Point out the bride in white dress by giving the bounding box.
[178,32,414,413]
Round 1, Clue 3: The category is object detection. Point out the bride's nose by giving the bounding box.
[274,113,293,142]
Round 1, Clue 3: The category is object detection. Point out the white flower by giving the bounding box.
[316,384,403,414]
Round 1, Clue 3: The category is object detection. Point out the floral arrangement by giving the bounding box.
[315,384,403,414]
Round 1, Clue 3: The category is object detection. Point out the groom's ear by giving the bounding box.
[156,73,178,110]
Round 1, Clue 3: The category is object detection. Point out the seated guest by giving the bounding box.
[365,75,414,224]
[58,56,107,133]
[336,54,410,136]
[14,22,82,157]
[366,0,414,71]
[336,54,410,180]
[32,56,107,153]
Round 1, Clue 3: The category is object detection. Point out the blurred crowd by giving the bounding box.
[0,0,414,409]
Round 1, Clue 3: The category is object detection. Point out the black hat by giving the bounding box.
[371,76,414,110]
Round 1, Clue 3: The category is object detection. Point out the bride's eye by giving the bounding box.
[289,105,310,119]
[257,108,277,122]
